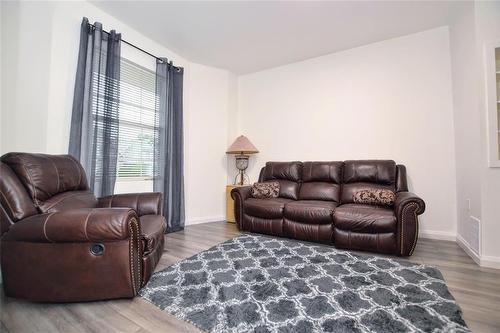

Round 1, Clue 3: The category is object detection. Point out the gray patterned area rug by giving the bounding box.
[139,234,469,333]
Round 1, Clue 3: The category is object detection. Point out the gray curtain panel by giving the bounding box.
[154,59,185,232]
[69,17,121,197]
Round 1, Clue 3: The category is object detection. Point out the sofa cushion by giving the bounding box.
[343,160,396,184]
[299,182,340,202]
[262,161,302,182]
[341,160,396,204]
[273,180,300,200]
[0,162,38,222]
[333,204,396,233]
[38,191,98,213]
[302,161,343,183]
[261,162,302,200]
[244,197,292,219]
[352,189,395,207]
[1,153,89,204]
[140,215,166,255]
[299,161,343,202]
[251,182,280,199]
[284,200,337,224]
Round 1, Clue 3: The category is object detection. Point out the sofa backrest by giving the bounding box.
[395,164,408,192]
[299,161,343,202]
[259,161,302,200]
[341,160,397,204]
[0,153,96,213]
[257,160,408,203]
[0,162,38,231]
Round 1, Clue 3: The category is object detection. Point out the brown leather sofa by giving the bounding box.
[232,160,425,256]
[0,153,166,302]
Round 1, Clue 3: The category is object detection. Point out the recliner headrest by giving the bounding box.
[1,153,89,204]
[262,162,302,182]
[343,160,396,185]
[302,161,343,184]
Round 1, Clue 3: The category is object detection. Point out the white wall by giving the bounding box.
[1,2,53,152]
[475,1,500,266]
[238,27,458,238]
[0,1,233,225]
[184,64,234,223]
[448,2,482,255]
[447,1,500,268]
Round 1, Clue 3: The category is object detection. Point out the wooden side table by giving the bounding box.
[226,184,245,223]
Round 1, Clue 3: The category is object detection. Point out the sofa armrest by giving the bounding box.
[394,192,425,256]
[231,186,252,229]
[98,192,163,216]
[2,208,139,243]
[395,192,425,215]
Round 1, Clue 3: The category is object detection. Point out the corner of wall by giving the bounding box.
[226,71,240,185]
[448,0,483,257]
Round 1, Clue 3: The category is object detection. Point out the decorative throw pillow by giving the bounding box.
[251,182,280,199]
[353,189,396,206]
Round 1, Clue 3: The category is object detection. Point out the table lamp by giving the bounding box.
[226,135,259,185]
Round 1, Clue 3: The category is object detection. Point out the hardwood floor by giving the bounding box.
[1,221,499,333]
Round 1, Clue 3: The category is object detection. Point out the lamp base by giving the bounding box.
[234,154,250,185]
[233,171,250,186]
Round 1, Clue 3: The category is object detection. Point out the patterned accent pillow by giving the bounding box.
[353,189,396,206]
[251,182,280,199]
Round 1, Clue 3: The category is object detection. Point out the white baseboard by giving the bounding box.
[186,216,225,226]
[456,234,481,266]
[480,256,500,269]
[456,233,500,269]
[419,230,456,241]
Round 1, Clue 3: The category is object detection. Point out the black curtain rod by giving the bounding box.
[88,23,177,67]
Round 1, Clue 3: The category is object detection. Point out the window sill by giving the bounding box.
[116,177,154,182]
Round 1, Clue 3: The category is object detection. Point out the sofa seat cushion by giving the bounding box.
[140,215,166,255]
[284,200,337,224]
[38,190,97,213]
[333,204,396,233]
[244,198,292,219]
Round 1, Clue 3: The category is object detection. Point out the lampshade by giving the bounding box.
[226,135,259,154]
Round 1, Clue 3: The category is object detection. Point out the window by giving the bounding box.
[90,54,158,193]
[115,58,157,192]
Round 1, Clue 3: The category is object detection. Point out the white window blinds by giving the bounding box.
[116,58,157,179]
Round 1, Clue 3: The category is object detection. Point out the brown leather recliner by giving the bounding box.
[0,153,166,302]
[232,160,425,256]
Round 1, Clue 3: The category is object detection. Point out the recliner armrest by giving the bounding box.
[2,208,139,243]
[98,192,163,216]
[394,192,425,215]
[394,191,425,256]
[231,186,252,229]
[231,186,252,201]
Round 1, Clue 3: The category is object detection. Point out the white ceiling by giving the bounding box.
[91,1,465,74]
